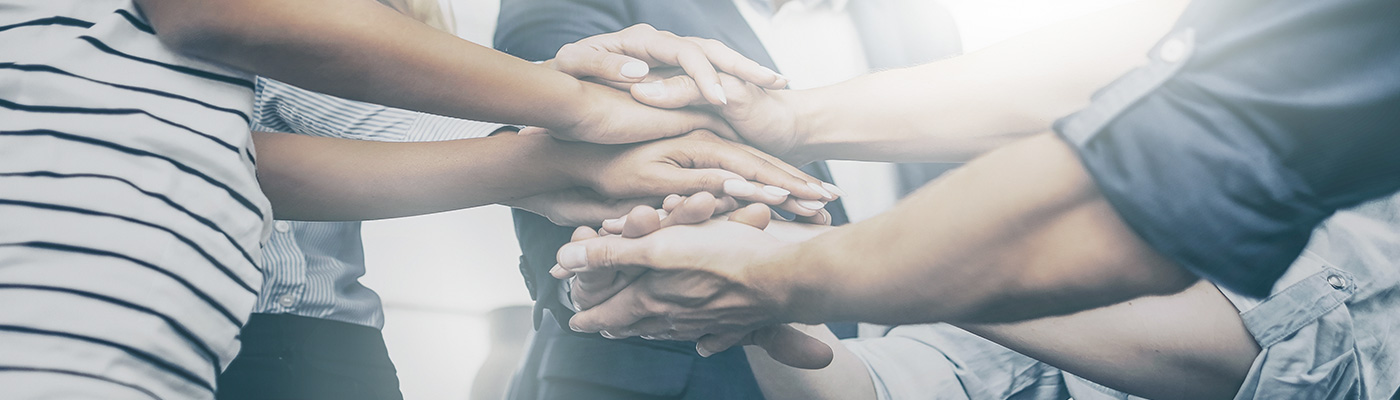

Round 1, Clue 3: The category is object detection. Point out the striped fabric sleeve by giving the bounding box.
[253,78,509,142]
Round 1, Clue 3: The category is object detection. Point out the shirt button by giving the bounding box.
[1326,275,1348,290]
[274,221,291,233]
[1159,37,1189,63]
[278,294,296,308]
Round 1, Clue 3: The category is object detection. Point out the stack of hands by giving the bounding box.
[519,24,853,369]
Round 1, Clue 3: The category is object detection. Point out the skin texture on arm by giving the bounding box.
[962,280,1260,400]
[253,130,825,221]
[134,0,782,143]
[556,133,1200,345]
[775,133,1199,324]
[629,0,1188,163]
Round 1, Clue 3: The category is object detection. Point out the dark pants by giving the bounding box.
[216,313,403,400]
[508,314,767,400]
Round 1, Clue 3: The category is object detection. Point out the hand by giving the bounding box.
[532,24,793,144]
[544,24,789,105]
[504,188,663,227]
[625,70,806,162]
[565,130,839,217]
[558,200,834,369]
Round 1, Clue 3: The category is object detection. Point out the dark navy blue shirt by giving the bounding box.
[1055,0,1400,297]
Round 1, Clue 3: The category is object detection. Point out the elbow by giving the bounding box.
[137,1,253,62]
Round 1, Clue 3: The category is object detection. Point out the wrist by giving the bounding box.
[779,89,831,164]
[550,139,615,189]
[538,72,595,131]
[746,241,830,324]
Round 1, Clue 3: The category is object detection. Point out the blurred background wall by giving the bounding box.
[361,0,1133,398]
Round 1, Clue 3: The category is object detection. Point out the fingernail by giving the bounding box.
[620,61,649,79]
[570,321,585,332]
[710,83,728,105]
[762,185,790,197]
[821,182,846,197]
[559,245,587,269]
[664,194,681,203]
[797,200,825,210]
[723,179,757,197]
[761,66,781,79]
[634,81,666,98]
[549,264,564,275]
[640,335,658,340]
[601,330,619,339]
[696,344,714,358]
[807,182,833,199]
[602,218,619,226]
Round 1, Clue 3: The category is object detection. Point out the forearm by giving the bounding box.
[254,131,591,220]
[960,281,1258,400]
[138,0,585,129]
[746,324,876,400]
[765,133,1198,324]
[787,0,1188,162]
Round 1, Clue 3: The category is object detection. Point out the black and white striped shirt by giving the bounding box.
[0,1,269,398]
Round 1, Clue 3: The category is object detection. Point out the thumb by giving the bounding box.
[556,235,659,274]
[745,325,835,369]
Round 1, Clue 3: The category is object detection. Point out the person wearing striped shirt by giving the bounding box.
[0,0,833,398]
[215,78,514,400]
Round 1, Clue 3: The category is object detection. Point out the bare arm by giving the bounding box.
[743,276,1255,400]
[961,280,1258,400]
[744,281,1258,400]
[628,0,1187,163]
[253,131,826,221]
[557,133,1199,342]
[776,134,1197,324]
[135,0,781,143]
[785,0,1188,162]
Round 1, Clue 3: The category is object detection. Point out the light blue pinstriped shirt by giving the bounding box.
[252,78,507,328]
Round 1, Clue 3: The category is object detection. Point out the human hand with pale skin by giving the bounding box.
[549,192,837,369]
[520,24,791,144]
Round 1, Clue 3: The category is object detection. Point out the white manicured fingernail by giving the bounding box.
[559,245,587,269]
[797,200,825,210]
[549,265,564,275]
[807,182,833,199]
[635,81,666,98]
[723,179,757,197]
[822,182,846,197]
[620,61,649,78]
[697,344,715,358]
[710,83,728,104]
[762,185,790,197]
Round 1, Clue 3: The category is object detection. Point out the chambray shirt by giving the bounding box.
[252,78,505,328]
[847,194,1400,399]
[1054,0,1400,297]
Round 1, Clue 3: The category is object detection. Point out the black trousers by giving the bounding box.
[216,313,403,400]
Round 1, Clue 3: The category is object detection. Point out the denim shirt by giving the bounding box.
[845,194,1400,399]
